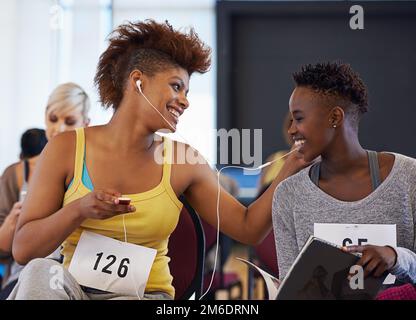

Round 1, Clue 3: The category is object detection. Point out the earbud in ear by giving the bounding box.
[136,80,142,93]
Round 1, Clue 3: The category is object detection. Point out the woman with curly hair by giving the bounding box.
[272,62,416,296]
[8,20,309,300]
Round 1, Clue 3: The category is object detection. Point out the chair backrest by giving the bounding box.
[201,220,217,250]
[254,231,279,277]
[253,185,279,278]
[168,196,205,300]
[201,218,235,292]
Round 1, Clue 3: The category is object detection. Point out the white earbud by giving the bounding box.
[134,78,176,132]
[136,79,142,93]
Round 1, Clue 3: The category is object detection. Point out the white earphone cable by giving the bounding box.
[122,214,141,298]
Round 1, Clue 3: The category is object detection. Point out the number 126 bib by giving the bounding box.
[68,231,157,298]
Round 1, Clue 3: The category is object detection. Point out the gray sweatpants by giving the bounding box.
[7,258,173,300]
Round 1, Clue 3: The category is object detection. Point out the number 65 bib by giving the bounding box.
[68,231,157,298]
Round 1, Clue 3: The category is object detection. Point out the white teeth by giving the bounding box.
[294,140,305,147]
[167,107,180,118]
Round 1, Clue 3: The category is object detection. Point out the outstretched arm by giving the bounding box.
[185,146,310,245]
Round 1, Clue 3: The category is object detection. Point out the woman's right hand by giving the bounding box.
[4,201,22,230]
[75,189,136,220]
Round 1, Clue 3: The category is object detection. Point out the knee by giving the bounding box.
[8,258,64,300]
[19,258,60,281]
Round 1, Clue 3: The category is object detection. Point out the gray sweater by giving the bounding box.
[272,153,416,284]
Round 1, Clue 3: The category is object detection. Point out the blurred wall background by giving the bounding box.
[0,0,217,173]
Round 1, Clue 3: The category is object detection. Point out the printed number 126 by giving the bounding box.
[93,252,130,278]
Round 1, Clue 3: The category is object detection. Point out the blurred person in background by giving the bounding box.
[0,82,90,299]
[0,128,47,299]
[44,82,90,141]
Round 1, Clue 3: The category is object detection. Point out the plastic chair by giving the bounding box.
[168,196,205,300]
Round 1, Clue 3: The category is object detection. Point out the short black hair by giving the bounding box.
[293,62,369,123]
[20,128,47,159]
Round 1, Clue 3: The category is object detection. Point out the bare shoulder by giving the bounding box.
[83,125,107,142]
[42,131,77,184]
[170,139,213,193]
[1,162,19,178]
[378,152,395,181]
[0,162,20,188]
[171,139,209,166]
[46,130,77,158]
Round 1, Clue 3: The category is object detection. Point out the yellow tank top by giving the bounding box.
[61,128,183,298]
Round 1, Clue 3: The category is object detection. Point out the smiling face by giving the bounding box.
[288,86,337,162]
[139,67,190,132]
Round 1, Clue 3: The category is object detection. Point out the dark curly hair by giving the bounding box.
[95,20,211,110]
[293,62,369,124]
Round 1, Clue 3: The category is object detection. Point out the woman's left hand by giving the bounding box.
[342,245,397,278]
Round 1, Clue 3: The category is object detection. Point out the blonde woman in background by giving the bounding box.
[0,83,90,299]
[45,82,90,141]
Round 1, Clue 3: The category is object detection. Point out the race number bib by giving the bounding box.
[314,223,397,284]
[68,231,157,298]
